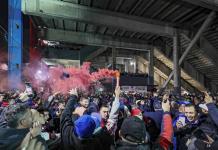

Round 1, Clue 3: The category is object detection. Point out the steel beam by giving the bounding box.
[159,11,215,94]
[40,28,152,50]
[179,12,215,65]
[153,57,198,93]
[182,0,218,11]
[173,30,181,96]
[22,0,180,37]
[182,34,218,68]
[8,0,23,89]
[154,48,206,92]
[85,46,108,61]
[40,28,206,92]
[80,46,99,63]
[200,36,218,67]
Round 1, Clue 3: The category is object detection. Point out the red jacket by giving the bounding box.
[159,112,173,150]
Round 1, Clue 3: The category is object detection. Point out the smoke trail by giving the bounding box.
[24,61,118,94]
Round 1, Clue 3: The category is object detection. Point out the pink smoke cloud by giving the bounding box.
[0,51,8,91]
[0,63,8,71]
[23,61,118,94]
[0,47,118,95]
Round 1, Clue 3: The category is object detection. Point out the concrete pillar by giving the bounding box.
[148,50,154,85]
[135,56,139,73]
[112,47,116,70]
[8,0,22,89]
[112,47,116,89]
[124,59,129,72]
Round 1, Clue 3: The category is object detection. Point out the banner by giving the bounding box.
[121,86,147,93]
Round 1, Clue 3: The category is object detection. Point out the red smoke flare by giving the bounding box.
[23,61,118,94]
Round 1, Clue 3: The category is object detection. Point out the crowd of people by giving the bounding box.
[0,82,218,150]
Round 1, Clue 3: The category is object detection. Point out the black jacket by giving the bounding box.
[60,95,103,150]
[0,128,29,150]
[0,128,48,150]
[93,126,114,150]
[198,114,218,139]
[111,140,151,150]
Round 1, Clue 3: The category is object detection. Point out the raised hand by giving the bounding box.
[162,93,169,102]
[19,92,29,101]
[73,107,86,116]
[115,86,121,98]
[115,71,120,87]
[176,121,184,129]
[204,92,213,104]
[69,88,78,97]
[53,91,60,96]
[162,98,170,112]
[30,121,42,138]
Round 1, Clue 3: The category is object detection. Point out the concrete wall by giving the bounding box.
[40,47,80,60]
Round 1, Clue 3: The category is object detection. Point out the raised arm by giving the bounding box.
[106,86,120,134]
[205,92,218,127]
[159,95,173,150]
[60,89,79,145]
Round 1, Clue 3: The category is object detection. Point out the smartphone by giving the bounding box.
[41,132,50,141]
[25,83,33,95]
[178,116,186,126]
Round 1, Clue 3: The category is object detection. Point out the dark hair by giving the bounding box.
[172,103,179,110]
[5,104,29,128]
[185,104,198,111]
[79,93,89,102]
[37,106,49,114]
[100,104,109,108]
[99,103,109,110]
[185,104,195,108]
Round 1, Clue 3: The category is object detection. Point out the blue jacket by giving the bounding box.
[207,103,218,127]
[143,110,163,129]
